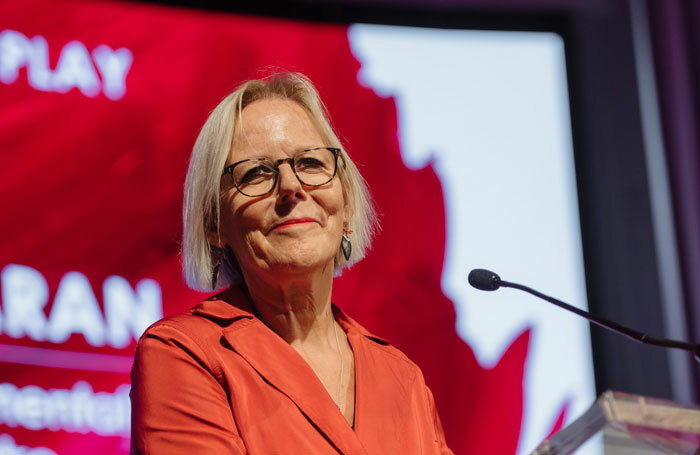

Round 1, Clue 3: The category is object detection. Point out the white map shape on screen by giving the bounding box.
[348,24,599,455]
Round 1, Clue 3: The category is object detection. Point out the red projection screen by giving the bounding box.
[0,1,597,454]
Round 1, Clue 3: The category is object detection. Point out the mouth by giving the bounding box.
[272,218,318,231]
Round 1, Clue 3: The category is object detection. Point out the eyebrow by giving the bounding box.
[226,145,328,167]
[239,145,324,158]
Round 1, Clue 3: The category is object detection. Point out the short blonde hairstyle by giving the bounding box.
[183,72,378,291]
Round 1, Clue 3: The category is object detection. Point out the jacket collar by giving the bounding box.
[332,304,390,346]
[191,286,389,346]
[191,286,371,455]
[190,286,255,321]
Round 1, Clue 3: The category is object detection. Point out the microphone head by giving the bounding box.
[468,269,502,291]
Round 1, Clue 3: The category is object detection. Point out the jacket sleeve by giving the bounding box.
[130,322,246,455]
[425,384,455,455]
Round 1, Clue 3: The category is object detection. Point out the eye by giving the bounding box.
[239,163,275,184]
[295,157,326,172]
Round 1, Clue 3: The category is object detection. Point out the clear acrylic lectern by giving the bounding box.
[530,390,700,454]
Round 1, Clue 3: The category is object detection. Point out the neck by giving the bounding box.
[243,261,337,347]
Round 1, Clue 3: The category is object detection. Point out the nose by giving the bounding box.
[275,160,304,200]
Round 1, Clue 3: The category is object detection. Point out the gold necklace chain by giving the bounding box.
[332,321,344,411]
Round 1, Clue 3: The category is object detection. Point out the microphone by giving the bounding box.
[468,268,502,291]
[468,268,700,362]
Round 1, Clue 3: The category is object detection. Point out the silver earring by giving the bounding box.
[341,226,352,261]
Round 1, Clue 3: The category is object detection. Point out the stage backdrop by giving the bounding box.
[0,1,597,454]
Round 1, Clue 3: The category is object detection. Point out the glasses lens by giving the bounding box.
[294,148,337,186]
[233,159,276,196]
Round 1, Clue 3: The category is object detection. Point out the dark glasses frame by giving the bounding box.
[221,147,342,197]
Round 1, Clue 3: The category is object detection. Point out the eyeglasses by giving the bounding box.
[222,147,342,197]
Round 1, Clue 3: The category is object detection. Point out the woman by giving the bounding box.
[130,73,453,454]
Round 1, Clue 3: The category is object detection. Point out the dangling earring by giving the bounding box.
[211,248,222,290]
[341,226,353,261]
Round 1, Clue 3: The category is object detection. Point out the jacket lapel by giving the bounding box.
[194,289,368,455]
[334,308,414,452]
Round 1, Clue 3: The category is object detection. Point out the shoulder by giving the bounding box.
[134,312,222,372]
[134,290,256,380]
[335,306,425,382]
[350,325,434,405]
[139,288,254,346]
[138,313,214,350]
[362,333,420,370]
[133,291,252,385]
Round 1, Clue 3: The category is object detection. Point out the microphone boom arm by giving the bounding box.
[499,280,700,362]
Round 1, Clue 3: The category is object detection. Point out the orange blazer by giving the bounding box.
[130,287,453,454]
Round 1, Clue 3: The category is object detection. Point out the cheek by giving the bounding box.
[320,182,346,217]
[243,230,269,258]
[219,198,265,249]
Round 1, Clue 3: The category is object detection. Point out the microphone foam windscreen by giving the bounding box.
[468,269,502,291]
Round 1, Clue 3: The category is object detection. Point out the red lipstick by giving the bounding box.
[273,218,317,230]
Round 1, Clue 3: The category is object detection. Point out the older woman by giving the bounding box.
[130,73,452,454]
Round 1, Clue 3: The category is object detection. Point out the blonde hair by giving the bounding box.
[182,72,378,291]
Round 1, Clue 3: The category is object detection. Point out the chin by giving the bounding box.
[266,244,335,274]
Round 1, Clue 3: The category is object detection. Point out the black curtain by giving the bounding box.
[647,0,700,401]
